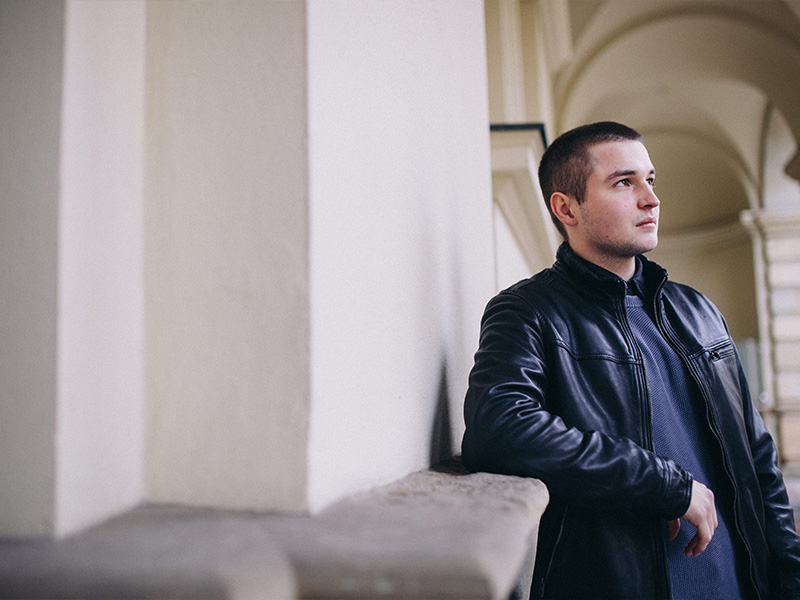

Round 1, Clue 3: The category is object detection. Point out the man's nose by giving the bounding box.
[639,186,660,208]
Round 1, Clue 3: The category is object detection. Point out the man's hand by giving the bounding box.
[669,480,717,556]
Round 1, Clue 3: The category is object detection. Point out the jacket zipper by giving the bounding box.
[538,506,569,598]
[619,293,654,453]
[652,289,762,600]
[681,360,760,600]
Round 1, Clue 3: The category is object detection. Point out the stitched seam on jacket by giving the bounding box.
[502,290,640,364]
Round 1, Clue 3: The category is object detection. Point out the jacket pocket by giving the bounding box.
[706,339,736,362]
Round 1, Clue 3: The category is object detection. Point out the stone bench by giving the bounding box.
[0,459,549,600]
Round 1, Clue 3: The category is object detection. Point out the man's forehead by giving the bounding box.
[587,140,655,176]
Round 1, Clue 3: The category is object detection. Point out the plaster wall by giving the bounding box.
[306,0,495,511]
[55,0,146,537]
[494,205,535,291]
[485,0,506,124]
[763,108,800,211]
[0,0,63,537]
[144,1,310,510]
[649,237,758,341]
[519,0,556,135]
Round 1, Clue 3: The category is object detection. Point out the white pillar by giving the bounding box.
[742,209,800,471]
[305,0,494,511]
[56,0,146,537]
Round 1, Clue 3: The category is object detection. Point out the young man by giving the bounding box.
[461,122,800,599]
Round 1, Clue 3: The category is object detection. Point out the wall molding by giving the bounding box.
[490,124,559,271]
[657,218,750,255]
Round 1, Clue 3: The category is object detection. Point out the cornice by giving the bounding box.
[489,123,559,269]
[658,219,749,254]
[741,209,800,236]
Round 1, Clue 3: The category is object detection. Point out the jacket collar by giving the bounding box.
[552,242,668,303]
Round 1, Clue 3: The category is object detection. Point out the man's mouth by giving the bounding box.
[637,218,657,228]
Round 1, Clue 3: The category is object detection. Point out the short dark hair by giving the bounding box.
[539,121,644,239]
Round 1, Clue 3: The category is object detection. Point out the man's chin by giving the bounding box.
[638,233,658,254]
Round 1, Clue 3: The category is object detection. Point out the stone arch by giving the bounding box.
[559,9,800,180]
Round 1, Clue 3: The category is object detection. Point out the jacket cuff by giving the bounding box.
[658,456,693,520]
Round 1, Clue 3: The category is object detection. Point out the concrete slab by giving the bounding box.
[269,461,548,599]
[0,461,549,600]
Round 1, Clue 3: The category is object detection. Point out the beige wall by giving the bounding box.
[144,1,311,510]
[650,237,758,341]
[494,205,534,290]
[763,109,800,213]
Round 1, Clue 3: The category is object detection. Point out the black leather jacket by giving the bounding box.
[462,243,800,600]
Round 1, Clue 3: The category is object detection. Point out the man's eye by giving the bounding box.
[648,179,656,188]
[615,179,630,187]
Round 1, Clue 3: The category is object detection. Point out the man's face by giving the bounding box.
[570,140,660,265]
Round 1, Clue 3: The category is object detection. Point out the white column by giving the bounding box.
[306,0,495,511]
[742,210,800,472]
[56,0,146,537]
[485,0,526,123]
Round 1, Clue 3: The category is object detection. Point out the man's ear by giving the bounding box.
[550,192,578,228]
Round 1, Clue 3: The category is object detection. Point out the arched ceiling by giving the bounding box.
[645,130,752,234]
[551,0,800,234]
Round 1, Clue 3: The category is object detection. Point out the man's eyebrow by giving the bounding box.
[606,168,656,181]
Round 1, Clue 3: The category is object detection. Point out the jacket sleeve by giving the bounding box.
[461,291,692,519]
[741,360,800,599]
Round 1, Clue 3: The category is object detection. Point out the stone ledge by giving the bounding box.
[0,505,295,600]
[0,460,548,600]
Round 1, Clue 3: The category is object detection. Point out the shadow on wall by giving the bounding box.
[429,361,454,466]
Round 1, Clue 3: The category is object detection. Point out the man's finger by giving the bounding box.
[680,480,718,556]
[666,519,680,541]
[684,535,698,556]
[684,520,715,556]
